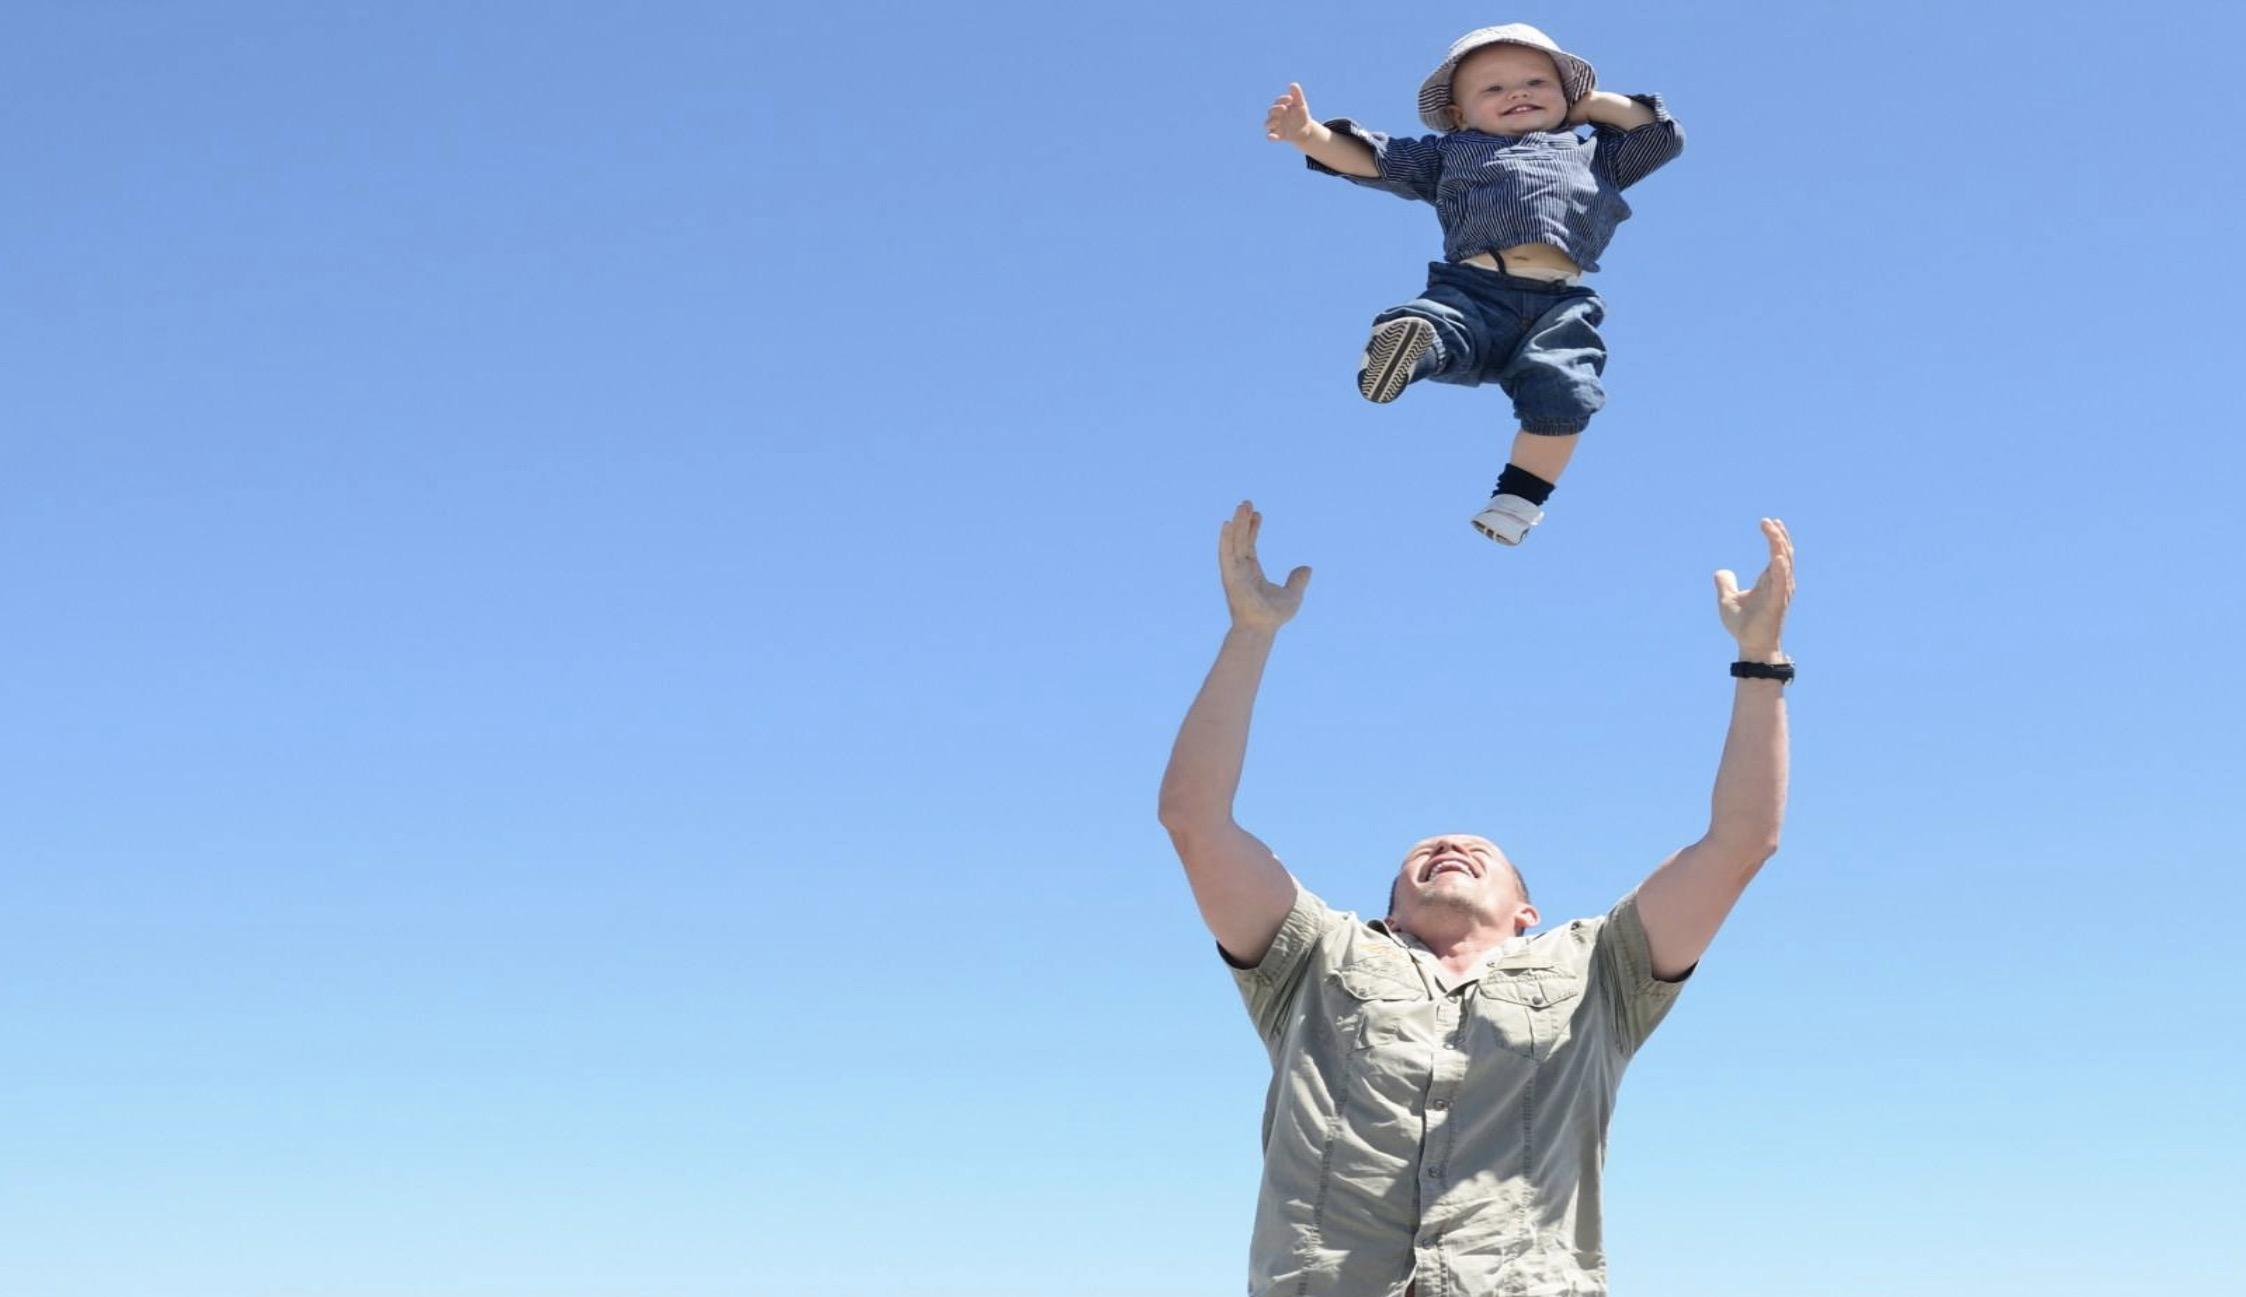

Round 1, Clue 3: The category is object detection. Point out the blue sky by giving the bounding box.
[5,2,2244,1293]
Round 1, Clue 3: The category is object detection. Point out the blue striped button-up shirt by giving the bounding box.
[1309,93,1683,273]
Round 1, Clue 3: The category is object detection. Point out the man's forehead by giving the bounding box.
[1404,834,1501,856]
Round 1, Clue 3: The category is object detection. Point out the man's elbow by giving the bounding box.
[1157,787,1217,833]
[1703,829,1780,871]
[1157,797,1237,848]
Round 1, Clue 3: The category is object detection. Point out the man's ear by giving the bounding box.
[1513,903,1540,934]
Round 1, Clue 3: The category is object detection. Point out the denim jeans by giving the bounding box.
[1375,261,1608,434]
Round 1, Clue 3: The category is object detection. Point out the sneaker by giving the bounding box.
[1357,317,1435,404]
[1471,493,1543,546]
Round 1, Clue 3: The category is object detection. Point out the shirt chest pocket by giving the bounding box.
[1331,959,1429,1050]
[1440,150,1571,208]
[1474,967,1584,1061]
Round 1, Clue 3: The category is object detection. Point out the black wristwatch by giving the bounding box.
[1730,660,1795,683]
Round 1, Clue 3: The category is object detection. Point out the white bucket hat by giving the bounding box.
[1416,24,1597,133]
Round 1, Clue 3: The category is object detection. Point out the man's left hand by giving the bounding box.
[1714,518,1794,661]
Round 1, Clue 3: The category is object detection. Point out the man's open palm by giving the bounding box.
[1221,501,1311,631]
[1714,518,1794,655]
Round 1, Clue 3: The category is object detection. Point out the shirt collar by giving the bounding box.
[1454,127,1582,145]
[1371,918,1535,966]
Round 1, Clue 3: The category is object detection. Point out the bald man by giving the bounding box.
[1159,501,1794,1297]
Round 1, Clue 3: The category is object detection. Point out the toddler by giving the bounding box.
[1265,24,1683,545]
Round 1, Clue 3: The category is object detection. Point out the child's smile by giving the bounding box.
[1449,43,1568,135]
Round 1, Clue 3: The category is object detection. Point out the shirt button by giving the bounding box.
[1429,1098,1451,1111]
[1425,1164,1443,1178]
[1530,995,1546,1007]
[1445,1035,1461,1049]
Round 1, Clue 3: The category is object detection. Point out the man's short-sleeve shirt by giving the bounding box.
[1227,882,1685,1297]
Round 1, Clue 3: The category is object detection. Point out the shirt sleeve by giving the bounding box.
[1591,93,1684,191]
[1303,118,1445,204]
[1590,889,1688,1055]
[1223,881,1344,1046]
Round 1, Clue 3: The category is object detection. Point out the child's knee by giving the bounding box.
[1508,368,1604,433]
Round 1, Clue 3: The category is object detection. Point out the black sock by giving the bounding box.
[1494,464,1556,506]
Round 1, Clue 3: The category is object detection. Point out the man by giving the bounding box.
[1158,501,1794,1296]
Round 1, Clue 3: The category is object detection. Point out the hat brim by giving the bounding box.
[1416,36,1597,133]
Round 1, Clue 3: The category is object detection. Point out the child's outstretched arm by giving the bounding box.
[1264,83,1378,178]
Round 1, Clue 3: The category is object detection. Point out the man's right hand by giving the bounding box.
[1263,83,1321,147]
[1220,501,1311,631]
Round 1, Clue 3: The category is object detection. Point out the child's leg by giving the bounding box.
[1475,292,1606,545]
[1357,271,1482,404]
[1504,430,1578,488]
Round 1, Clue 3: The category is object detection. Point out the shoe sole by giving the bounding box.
[1471,504,1537,546]
[1471,515,1525,546]
[1357,317,1434,404]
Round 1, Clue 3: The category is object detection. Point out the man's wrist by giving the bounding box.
[1734,644,1788,665]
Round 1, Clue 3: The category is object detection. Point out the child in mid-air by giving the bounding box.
[1265,24,1684,546]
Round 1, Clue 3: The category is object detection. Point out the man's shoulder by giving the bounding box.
[1522,911,1613,970]
[1227,884,1370,978]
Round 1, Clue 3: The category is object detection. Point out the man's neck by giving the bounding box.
[1392,920,1518,970]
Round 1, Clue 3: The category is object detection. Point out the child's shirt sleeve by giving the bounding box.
[1304,118,1444,204]
[1592,93,1685,191]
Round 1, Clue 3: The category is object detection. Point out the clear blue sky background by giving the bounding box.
[5,2,2243,1293]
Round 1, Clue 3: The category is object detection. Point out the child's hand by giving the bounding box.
[1264,83,1319,147]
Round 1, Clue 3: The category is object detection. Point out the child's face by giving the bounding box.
[1447,44,1568,135]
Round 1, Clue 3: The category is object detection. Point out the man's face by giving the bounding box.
[1390,834,1537,935]
[1448,44,1569,135]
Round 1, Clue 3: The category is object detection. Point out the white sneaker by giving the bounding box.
[1471,493,1543,546]
[1357,317,1435,404]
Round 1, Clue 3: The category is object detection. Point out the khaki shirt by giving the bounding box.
[1228,883,1685,1297]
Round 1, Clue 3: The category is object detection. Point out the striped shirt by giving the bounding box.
[1308,93,1683,273]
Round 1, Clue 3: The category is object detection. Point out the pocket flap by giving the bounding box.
[1333,957,1422,1002]
[1478,971,1582,1009]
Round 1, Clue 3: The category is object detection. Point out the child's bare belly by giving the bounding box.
[1460,242,1584,279]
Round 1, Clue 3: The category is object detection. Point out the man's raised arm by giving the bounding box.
[1635,518,1796,981]
[1158,502,1309,966]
